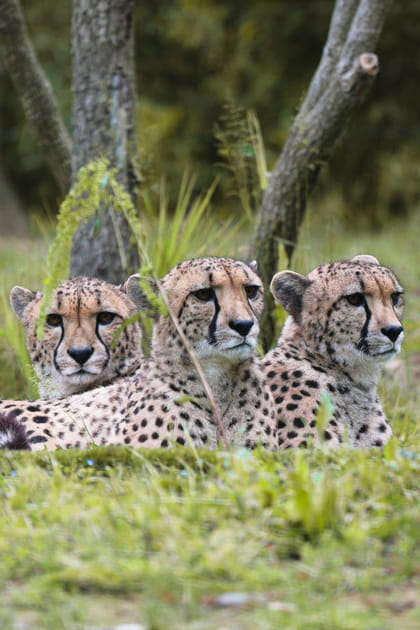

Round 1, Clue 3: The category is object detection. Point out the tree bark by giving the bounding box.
[70,0,140,283]
[253,0,393,351]
[0,0,72,193]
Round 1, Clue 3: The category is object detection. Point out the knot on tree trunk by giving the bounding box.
[359,53,379,74]
[340,52,379,92]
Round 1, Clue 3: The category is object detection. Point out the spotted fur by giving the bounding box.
[264,255,404,448]
[11,276,146,398]
[1,257,277,450]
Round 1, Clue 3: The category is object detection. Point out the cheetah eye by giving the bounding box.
[245,285,259,300]
[46,313,62,327]
[97,311,116,325]
[391,292,403,307]
[345,292,365,307]
[192,288,214,302]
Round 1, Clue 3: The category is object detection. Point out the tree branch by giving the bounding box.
[341,0,393,61]
[252,0,394,351]
[0,0,72,193]
[303,0,359,114]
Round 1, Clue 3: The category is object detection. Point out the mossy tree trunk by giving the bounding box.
[70,0,140,282]
[252,0,394,351]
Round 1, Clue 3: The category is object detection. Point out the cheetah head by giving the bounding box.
[152,257,264,364]
[271,254,404,372]
[10,275,146,398]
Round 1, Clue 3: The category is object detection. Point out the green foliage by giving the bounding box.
[141,170,242,278]
[0,441,419,629]
[37,159,147,337]
[316,393,335,441]
[134,0,420,223]
[2,0,420,225]
[215,96,268,220]
[0,290,35,389]
[0,238,48,398]
[42,158,242,297]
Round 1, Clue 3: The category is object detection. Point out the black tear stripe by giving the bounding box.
[248,300,258,319]
[209,293,220,345]
[53,324,65,373]
[357,299,371,352]
[177,300,186,320]
[95,318,110,361]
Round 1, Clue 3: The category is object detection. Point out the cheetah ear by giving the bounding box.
[121,274,155,310]
[247,260,259,274]
[10,286,38,321]
[270,271,311,323]
[351,254,380,265]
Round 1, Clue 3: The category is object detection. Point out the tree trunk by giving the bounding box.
[253,0,393,351]
[70,0,140,283]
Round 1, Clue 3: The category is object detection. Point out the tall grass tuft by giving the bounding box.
[0,238,49,398]
[141,171,241,278]
[215,96,268,220]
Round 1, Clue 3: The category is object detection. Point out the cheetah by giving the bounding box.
[0,257,277,451]
[263,255,404,448]
[10,276,146,399]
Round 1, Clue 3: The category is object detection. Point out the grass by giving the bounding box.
[0,236,48,398]
[0,204,419,629]
[141,171,243,278]
[0,445,419,629]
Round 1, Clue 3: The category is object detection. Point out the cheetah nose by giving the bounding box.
[68,346,94,366]
[381,325,404,343]
[229,319,253,337]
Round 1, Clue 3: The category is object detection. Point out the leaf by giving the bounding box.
[316,392,335,440]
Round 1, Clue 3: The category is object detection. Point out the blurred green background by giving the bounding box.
[1,0,419,231]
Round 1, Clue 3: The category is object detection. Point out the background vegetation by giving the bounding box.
[0,1,419,628]
[1,0,420,229]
